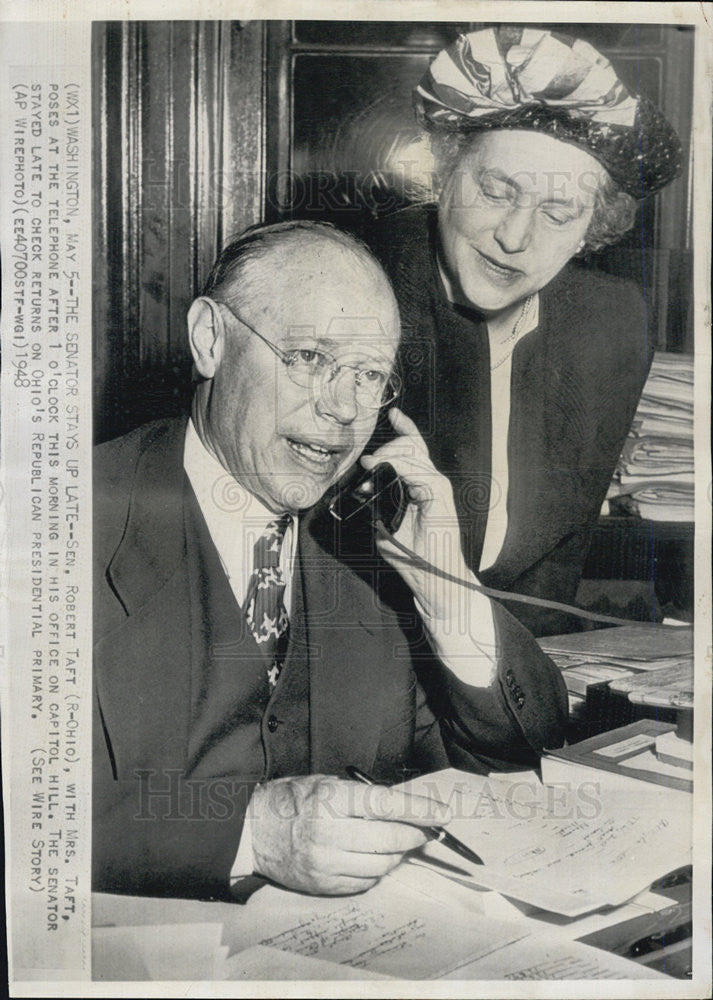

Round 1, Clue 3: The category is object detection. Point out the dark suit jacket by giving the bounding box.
[363,205,653,635]
[93,418,567,899]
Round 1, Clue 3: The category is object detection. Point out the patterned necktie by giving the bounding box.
[244,514,291,691]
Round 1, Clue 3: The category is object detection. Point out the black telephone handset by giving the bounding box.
[328,463,407,535]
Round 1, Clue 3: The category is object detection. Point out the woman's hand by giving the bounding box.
[360,407,476,620]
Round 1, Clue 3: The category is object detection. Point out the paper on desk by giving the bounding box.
[623,748,695,780]
[351,866,672,980]
[223,944,392,980]
[92,922,225,980]
[473,885,677,940]
[391,857,673,941]
[92,927,151,981]
[386,855,491,917]
[224,879,528,979]
[228,932,670,983]
[439,933,671,980]
[398,769,691,917]
[386,853,673,979]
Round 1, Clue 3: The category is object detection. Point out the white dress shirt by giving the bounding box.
[184,419,298,611]
[435,257,540,574]
[479,295,540,571]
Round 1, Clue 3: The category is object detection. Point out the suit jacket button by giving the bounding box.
[267,715,279,733]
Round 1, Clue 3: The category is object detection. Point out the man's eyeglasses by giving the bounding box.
[218,302,401,410]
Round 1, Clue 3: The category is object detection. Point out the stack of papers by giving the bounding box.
[537,624,693,726]
[538,623,693,671]
[608,352,694,521]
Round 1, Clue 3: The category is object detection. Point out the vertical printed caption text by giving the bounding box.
[7,70,90,978]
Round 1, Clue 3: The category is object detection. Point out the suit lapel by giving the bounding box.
[107,421,189,614]
[95,420,194,773]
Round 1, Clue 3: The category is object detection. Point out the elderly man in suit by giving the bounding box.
[93,220,567,901]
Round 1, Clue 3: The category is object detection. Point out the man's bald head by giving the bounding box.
[202,219,399,336]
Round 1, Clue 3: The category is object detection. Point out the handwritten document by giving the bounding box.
[223,933,669,982]
[91,894,669,982]
[440,934,670,981]
[223,945,391,980]
[223,880,528,979]
[399,769,691,916]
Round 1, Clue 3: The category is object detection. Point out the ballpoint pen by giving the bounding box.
[346,765,484,867]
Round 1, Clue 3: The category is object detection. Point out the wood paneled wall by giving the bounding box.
[92,20,265,442]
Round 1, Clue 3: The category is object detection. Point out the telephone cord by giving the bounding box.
[373,519,683,630]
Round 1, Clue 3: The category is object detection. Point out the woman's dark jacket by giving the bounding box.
[362,204,653,636]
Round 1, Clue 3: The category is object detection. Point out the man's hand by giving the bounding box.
[361,407,477,620]
[249,774,451,896]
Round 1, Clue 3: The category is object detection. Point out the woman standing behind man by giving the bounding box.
[363,27,682,636]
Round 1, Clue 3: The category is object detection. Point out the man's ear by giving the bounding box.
[187,296,224,379]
